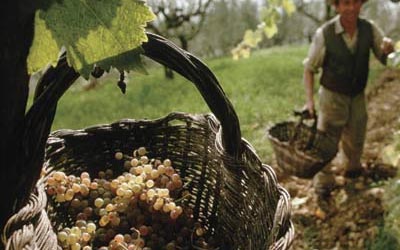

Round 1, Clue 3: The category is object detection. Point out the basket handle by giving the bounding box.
[291,109,317,149]
[142,33,242,159]
[17,32,243,212]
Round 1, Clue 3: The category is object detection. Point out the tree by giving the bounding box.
[147,0,213,52]
[146,0,213,78]
[0,0,154,235]
[191,0,259,57]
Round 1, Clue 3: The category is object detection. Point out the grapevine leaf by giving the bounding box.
[395,40,400,51]
[243,30,262,48]
[28,0,155,79]
[264,23,278,38]
[381,144,400,167]
[282,0,296,15]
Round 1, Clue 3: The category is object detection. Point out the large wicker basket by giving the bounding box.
[3,33,294,250]
[267,112,337,179]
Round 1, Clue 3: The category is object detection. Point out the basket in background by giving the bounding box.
[267,111,338,179]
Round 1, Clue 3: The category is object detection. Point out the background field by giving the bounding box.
[48,46,386,163]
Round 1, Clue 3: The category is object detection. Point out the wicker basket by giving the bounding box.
[267,112,338,179]
[3,33,294,250]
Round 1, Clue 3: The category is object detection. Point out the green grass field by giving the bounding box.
[47,45,386,163]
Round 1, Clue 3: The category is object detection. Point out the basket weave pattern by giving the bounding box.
[268,120,337,179]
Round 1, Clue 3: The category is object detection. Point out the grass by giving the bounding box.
[44,45,386,163]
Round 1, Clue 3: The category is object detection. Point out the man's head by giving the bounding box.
[330,0,367,5]
[331,0,366,24]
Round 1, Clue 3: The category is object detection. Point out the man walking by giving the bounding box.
[302,0,394,203]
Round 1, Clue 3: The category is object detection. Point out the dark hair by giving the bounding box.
[331,0,367,5]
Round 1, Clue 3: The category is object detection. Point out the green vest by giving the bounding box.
[320,18,373,96]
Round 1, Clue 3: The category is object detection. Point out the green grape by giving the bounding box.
[130,158,139,167]
[162,204,171,213]
[163,159,172,168]
[57,231,68,242]
[140,156,149,164]
[56,186,66,195]
[71,227,82,237]
[94,198,104,208]
[110,179,119,190]
[89,182,98,190]
[124,190,134,199]
[56,194,66,203]
[114,234,124,243]
[86,222,96,233]
[70,242,81,250]
[76,220,87,228]
[72,183,81,193]
[105,203,115,212]
[138,147,147,156]
[53,171,65,182]
[116,188,125,197]
[71,198,81,208]
[82,178,91,187]
[150,169,160,179]
[157,165,166,175]
[135,166,144,175]
[124,160,132,170]
[89,190,99,199]
[98,171,106,179]
[47,177,56,186]
[99,215,110,227]
[146,180,154,188]
[99,208,107,216]
[67,233,79,245]
[65,189,75,201]
[115,152,123,160]
[80,172,90,180]
[167,202,176,211]
[165,167,175,177]
[135,176,143,184]
[143,164,152,174]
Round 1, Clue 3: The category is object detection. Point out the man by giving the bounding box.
[302,0,394,202]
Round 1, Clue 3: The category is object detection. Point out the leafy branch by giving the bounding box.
[231,0,296,60]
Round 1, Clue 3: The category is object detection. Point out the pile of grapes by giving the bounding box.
[45,147,215,250]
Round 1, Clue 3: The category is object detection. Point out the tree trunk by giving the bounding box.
[179,35,189,51]
[0,1,35,232]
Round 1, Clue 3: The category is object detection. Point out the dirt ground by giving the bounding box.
[275,69,400,250]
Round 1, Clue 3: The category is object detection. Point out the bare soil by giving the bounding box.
[276,69,400,250]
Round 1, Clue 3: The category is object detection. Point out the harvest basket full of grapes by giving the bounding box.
[3,33,293,250]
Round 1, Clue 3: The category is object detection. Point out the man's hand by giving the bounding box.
[381,37,395,55]
[304,99,315,117]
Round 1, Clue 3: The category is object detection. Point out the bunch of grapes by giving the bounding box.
[45,147,215,250]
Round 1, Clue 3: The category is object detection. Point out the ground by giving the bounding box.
[274,69,400,250]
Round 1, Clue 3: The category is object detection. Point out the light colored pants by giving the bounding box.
[314,86,368,193]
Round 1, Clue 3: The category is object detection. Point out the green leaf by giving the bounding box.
[243,30,262,48]
[28,0,155,79]
[282,0,296,15]
[264,22,278,38]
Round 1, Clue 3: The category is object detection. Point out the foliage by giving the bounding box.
[231,0,296,60]
[44,46,384,162]
[147,0,212,50]
[387,41,400,68]
[28,0,155,79]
